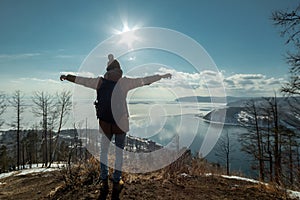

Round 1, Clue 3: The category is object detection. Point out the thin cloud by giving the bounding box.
[223,79,235,86]
[55,54,85,59]
[60,71,96,77]
[4,77,73,95]
[0,53,41,60]
[225,73,265,81]
[18,77,60,84]
[55,55,76,59]
[264,77,283,85]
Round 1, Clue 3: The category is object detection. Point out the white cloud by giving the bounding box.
[233,74,265,80]
[55,55,76,59]
[154,68,285,97]
[0,53,41,60]
[3,77,74,95]
[264,77,283,85]
[224,73,284,96]
[156,67,224,92]
[125,67,225,99]
[156,67,201,89]
[60,71,96,77]
[55,54,85,59]
[19,77,60,84]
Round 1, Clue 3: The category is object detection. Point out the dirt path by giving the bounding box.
[122,175,289,200]
[0,171,63,200]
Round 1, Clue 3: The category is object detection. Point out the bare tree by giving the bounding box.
[32,91,55,167]
[239,99,265,181]
[272,5,300,186]
[241,95,299,185]
[0,92,7,128]
[215,130,234,175]
[0,145,8,172]
[286,97,300,130]
[47,107,58,168]
[26,129,35,168]
[272,4,300,96]
[282,129,298,186]
[48,90,72,167]
[265,96,282,184]
[260,101,274,182]
[9,90,25,170]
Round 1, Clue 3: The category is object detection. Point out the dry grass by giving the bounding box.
[53,151,296,200]
[60,157,100,189]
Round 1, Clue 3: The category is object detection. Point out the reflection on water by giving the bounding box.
[128,101,254,177]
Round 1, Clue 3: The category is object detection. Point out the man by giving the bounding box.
[60,54,171,200]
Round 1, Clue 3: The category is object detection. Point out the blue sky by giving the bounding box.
[0,0,299,97]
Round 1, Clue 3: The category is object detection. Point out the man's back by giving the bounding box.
[95,78,118,124]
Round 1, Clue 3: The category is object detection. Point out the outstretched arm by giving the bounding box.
[142,73,172,85]
[160,73,172,79]
[60,74,101,90]
[125,73,172,90]
[60,74,76,82]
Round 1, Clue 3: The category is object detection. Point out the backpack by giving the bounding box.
[94,78,117,124]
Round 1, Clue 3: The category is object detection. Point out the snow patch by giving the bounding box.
[221,175,300,200]
[0,171,18,179]
[180,173,191,178]
[205,173,212,176]
[16,167,59,176]
[287,190,300,200]
[221,175,260,184]
[0,163,65,179]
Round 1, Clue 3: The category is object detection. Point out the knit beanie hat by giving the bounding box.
[106,54,121,71]
[104,68,123,81]
[107,54,114,66]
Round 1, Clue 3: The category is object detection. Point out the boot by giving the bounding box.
[98,179,109,200]
[111,180,124,200]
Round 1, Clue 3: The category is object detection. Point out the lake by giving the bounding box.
[125,101,255,177]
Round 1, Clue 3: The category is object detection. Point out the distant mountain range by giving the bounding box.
[175,96,251,104]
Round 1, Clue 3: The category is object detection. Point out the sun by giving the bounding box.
[112,21,142,50]
[112,21,139,34]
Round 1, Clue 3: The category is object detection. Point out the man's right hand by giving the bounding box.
[160,73,172,79]
[60,75,67,81]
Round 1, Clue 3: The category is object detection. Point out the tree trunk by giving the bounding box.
[253,103,264,181]
[273,96,280,184]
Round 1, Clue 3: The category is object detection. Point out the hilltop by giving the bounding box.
[0,158,298,200]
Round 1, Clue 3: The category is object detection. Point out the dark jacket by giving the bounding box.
[65,71,162,133]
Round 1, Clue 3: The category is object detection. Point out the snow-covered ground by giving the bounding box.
[0,163,66,180]
[196,173,300,199]
[221,175,300,200]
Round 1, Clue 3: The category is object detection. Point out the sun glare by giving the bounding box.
[113,21,139,34]
[112,21,142,50]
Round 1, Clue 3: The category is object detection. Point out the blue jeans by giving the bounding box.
[100,131,126,182]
